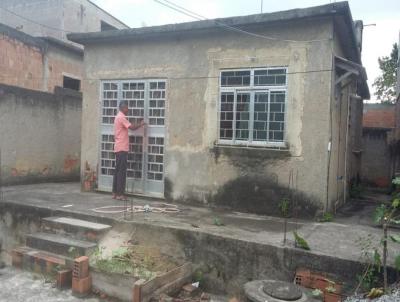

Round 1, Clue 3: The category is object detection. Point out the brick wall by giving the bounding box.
[0,32,83,93]
[0,34,45,90]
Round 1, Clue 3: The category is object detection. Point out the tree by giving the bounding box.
[372,43,398,103]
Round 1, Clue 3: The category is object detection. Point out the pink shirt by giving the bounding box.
[114,111,131,152]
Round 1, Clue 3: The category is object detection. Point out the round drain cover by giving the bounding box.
[262,280,302,301]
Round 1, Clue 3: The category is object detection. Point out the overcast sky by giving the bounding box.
[92,0,400,101]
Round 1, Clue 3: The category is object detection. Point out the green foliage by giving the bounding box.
[193,268,204,283]
[392,177,400,186]
[390,235,400,243]
[357,266,380,291]
[373,43,398,103]
[213,217,224,226]
[318,212,334,222]
[373,204,388,224]
[279,198,290,217]
[293,231,310,250]
[395,255,400,271]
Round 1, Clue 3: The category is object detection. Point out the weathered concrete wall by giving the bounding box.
[81,18,337,215]
[0,0,128,43]
[361,129,392,187]
[0,26,83,93]
[0,84,82,184]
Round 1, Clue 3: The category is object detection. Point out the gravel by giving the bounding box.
[345,289,400,302]
[0,266,99,302]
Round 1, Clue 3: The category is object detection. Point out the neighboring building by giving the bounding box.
[0,23,83,92]
[361,104,396,188]
[69,2,370,215]
[0,0,129,45]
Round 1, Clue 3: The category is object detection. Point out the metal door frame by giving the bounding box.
[98,79,166,198]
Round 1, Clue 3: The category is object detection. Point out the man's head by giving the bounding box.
[119,100,129,114]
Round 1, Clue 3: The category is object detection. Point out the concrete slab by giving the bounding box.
[43,217,112,231]
[26,232,97,257]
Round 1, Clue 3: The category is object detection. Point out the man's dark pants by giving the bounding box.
[113,151,128,195]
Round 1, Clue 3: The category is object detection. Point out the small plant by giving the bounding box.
[293,231,310,250]
[372,194,400,292]
[355,235,381,292]
[311,288,323,299]
[278,198,290,217]
[318,212,334,222]
[213,217,224,226]
[279,197,291,245]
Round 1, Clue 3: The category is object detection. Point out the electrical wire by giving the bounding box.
[153,0,331,43]
[0,68,333,82]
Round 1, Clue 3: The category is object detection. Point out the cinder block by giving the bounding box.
[57,269,72,289]
[72,276,92,296]
[73,256,89,279]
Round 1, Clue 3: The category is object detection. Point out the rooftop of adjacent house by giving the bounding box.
[0,22,83,56]
[363,103,396,129]
[67,2,359,60]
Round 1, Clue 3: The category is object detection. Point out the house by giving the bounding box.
[361,104,397,188]
[68,2,370,215]
[0,1,127,184]
[0,23,83,92]
[0,0,129,45]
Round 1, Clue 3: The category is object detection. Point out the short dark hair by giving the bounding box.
[119,100,128,109]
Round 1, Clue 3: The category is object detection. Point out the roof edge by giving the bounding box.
[68,1,351,44]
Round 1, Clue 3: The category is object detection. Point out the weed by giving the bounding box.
[213,217,224,226]
[293,231,310,250]
[318,212,334,222]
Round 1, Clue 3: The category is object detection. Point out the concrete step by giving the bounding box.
[12,246,73,274]
[26,232,97,258]
[42,216,112,242]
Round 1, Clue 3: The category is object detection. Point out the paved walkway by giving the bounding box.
[0,266,98,302]
[1,182,399,266]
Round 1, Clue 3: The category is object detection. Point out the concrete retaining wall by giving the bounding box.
[0,84,82,185]
[2,202,392,297]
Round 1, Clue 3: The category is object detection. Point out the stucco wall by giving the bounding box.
[81,18,335,215]
[0,84,82,185]
[361,129,392,187]
[0,31,83,93]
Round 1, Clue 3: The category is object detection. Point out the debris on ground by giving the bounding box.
[157,283,213,302]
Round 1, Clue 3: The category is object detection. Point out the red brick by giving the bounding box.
[57,269,72,289]
[73,256,89,279]
[11,250,23,268]
[72,276,92,296]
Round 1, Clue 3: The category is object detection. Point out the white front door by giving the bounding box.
[98,79,166,198]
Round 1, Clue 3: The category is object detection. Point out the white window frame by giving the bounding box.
[218,67,288,148]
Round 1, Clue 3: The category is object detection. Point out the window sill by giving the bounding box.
[210,143,291,160]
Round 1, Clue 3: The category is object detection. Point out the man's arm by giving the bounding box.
[129,120,145,131]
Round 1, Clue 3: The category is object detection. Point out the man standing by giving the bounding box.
[113,100,144,200]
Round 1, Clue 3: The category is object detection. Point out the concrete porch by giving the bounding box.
[0,182,398,295]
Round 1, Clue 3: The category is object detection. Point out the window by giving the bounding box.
[219,67,287,146]
[63,76,80,91]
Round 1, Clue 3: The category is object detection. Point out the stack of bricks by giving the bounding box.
[72,256,92,297]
